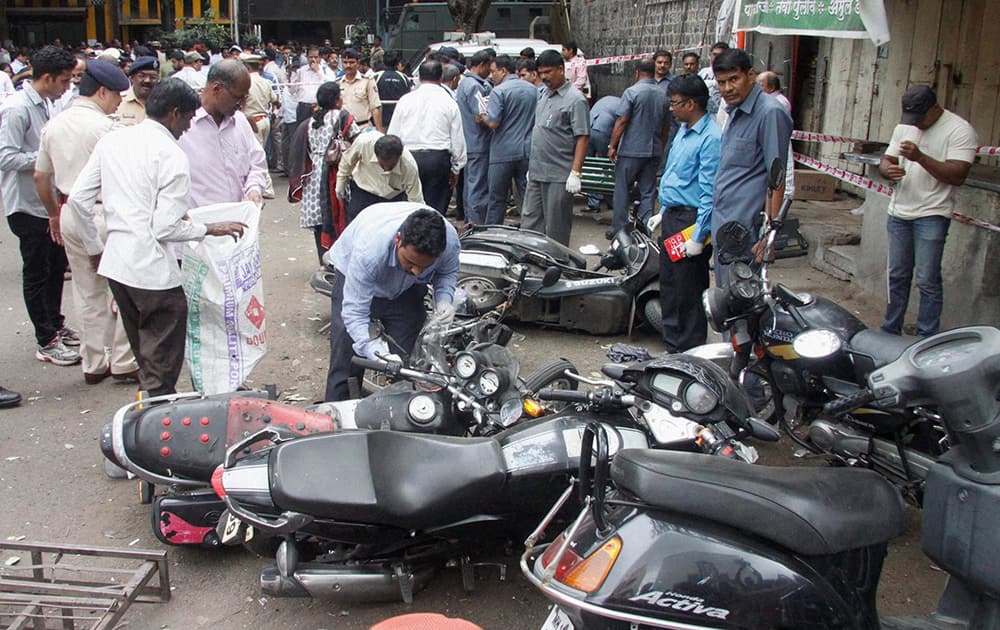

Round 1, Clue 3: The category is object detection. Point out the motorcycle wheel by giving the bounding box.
[641,297,663,335]
[522,359,579,411]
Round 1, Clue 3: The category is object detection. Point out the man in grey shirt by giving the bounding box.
[711,48,792,284]
[522,49,590,245]
[607,59,670,233]
[0,45,81,366]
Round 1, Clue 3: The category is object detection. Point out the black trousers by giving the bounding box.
[346,180,407,224]
[108,280,187,396]
[324,271,427,401]
[659,207,712,352]
[7,213,67,346]
[410,149,452,214]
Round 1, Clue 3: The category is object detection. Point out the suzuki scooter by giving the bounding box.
[523,325,1000,629]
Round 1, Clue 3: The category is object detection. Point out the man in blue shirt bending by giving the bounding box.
[324,203,460,401]
[650,74,721,352]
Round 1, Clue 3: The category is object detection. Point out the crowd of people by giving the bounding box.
[0,32,975,410]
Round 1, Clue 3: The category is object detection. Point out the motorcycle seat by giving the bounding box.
[610,449,905,556]
[268,431,506,530]
[849,330,915,370]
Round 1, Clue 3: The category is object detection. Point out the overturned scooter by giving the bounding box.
[523,325,1000,629]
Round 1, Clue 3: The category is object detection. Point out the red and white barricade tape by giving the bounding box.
[792,152,1000,234]
[793,129,1000,157]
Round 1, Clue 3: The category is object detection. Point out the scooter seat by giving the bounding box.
[610,450,905,556]
[849,330,915,370]
[268,431,506,530]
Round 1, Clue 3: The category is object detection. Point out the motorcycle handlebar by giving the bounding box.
[350,356,392,372]
[537,388,592,402]
[822,387,876,417]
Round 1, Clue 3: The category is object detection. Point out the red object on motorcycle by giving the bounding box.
[224,398,335,447]
[211,465,226,498]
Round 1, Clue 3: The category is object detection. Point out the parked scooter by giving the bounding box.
[697,161,943,502]
[210,352,775,603]
[523,325,1000,630]
[312,222,664,335]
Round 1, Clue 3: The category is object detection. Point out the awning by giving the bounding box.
[733,0,890,46]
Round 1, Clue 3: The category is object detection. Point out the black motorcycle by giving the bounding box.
[698,162,943,502]
[210,352,774,603]
[523,325,1000,630]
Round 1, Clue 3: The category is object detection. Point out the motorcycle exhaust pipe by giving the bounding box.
[808,421,935,482]
[260,563,436,602]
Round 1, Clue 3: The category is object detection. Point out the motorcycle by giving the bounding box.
[522,325,1000,630]
[311,222,664,335]
[698,160,944,502]
[210,352,776,603]
[99,274,578,550]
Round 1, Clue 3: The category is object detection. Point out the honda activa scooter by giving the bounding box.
[523,325,1000,629]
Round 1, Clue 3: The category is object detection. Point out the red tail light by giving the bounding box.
[539,533,623,593]
[211,465,226,498]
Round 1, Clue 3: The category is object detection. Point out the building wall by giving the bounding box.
[571,0,722,97]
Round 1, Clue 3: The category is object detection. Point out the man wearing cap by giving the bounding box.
[178,59,267,209]
[240,52,279,199]
[878,86,977,337]
[338,48,383,132]
[176,51,206,90]
[0,45,81,367]
[34,59,141,384]
[117,56,160,126]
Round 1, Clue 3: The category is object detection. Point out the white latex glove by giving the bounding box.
[565,171,582,194]
[683,239,705,257]
[429,301,456,329]
[366,339,390,360]
[382,353,402,364]
[646,213,663,234]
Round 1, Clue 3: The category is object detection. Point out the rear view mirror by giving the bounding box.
[715,221,751,258]
[768,159,785,191]
[542,266,562,287]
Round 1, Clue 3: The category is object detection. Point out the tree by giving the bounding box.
[446,0,492,38]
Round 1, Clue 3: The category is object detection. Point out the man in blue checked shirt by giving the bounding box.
[324,202,460,401]
[650,74,721,352]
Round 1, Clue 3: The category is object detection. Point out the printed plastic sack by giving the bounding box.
[182,202,267,394]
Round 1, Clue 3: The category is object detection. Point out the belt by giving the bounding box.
[355,119,370,125]
[665,205,697,212]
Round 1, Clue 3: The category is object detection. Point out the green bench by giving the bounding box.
[580,156,616,195]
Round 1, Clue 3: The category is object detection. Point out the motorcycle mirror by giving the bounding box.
[746,417,781,442]
[541,266,562,288]
[368,319,385,341]
[715,221,751,260]
[578,244,601,256]
[767,158,785,191]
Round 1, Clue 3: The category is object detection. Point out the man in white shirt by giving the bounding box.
[176,51,207,90]
[387,60,467,215]
[698,41,728,126]
[878,85,977,337]
[292,47,336,123]
[34,59,140,385]
[66,79,246,396]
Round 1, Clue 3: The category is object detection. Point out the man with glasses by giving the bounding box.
[117,56,160,126]
[649,74,721,352]
[177,59,267,209]
[606,59,670,233]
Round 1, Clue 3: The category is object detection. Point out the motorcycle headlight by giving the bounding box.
[703,287,729,333]
[792,329,843,359]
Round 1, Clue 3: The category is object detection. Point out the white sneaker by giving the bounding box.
[57,325,81,347]
[36,338,81,366]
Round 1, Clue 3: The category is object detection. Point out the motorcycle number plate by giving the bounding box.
[540,606,573,630]
[220,512,243,545]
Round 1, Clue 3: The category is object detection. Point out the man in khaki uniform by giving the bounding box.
[34,60,140,384]
[338,48,383,132]
[116,56,160,126]
[240,53,279,199]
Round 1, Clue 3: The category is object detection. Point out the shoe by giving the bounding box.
[36,338,81,366]
[84,369,112,385]
[112,369,141,384]
[57,326,81,347]
[0,386,21,408]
